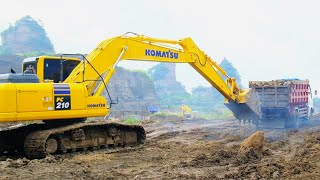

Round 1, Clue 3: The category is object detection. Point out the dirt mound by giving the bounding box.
[237,131,267,164]
[239,131,264,154]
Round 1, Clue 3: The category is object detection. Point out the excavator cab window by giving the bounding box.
[22,58,37,74]
[43,59,80,83]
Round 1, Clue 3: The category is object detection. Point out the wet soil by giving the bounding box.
[1,118,320,179]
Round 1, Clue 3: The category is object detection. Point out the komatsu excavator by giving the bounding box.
[0,33,261,159]
[181,104,192,120]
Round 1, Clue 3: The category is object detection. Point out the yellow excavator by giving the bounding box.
[0,33,260,159]
[181,104,192,120]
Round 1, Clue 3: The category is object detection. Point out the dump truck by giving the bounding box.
[249,79,314,128]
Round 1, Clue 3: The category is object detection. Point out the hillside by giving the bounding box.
[189,58,242,111]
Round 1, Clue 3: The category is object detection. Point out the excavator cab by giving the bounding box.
[22,56,81,83]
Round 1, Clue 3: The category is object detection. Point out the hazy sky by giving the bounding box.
[0,0,320,93]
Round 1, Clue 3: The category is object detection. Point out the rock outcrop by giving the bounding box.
[148,63,189,107]
[105,67,159,112]
[148,63,188,98]
[0,16,55,55]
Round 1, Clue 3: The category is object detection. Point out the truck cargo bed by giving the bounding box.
[249,79,312,128]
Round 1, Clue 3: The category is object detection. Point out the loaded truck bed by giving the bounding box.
[249,79,313,128]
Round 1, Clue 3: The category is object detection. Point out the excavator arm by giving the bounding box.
[65,33,261,120]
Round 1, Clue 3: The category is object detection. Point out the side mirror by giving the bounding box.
[315,90,318,96]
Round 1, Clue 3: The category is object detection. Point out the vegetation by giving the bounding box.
[17,51,46,57]
[146,58,242,113]
[159,93,191,107]
[196,109,234,120]
[153,111,167,117]
[128,69,150,78]
[148,63,169,81]
[220,58,242,86]
[152,108,233,120]
[153,111,181,117]
[123,116,140,124]
[148,63,190,108]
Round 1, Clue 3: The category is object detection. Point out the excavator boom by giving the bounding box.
[65,33,261,120]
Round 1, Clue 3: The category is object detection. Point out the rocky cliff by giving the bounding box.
[148,63,188,97]
[105,67,159,112]
[0,16,55,55]
[148,63,189,107]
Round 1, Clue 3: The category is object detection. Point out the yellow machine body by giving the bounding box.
[0,83,107,122]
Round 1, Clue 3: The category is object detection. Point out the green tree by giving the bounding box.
[220,57,242,87]
[148,63,169,81]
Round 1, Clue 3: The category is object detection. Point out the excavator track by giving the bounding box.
[0,122,145,159]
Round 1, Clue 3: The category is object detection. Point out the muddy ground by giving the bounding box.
[1,117,320,180]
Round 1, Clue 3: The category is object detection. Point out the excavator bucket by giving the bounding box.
[225,89,261,122]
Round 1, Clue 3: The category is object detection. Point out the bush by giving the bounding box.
[153,112,167,117]
[196,109,234,120]
[123,116,139,124]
